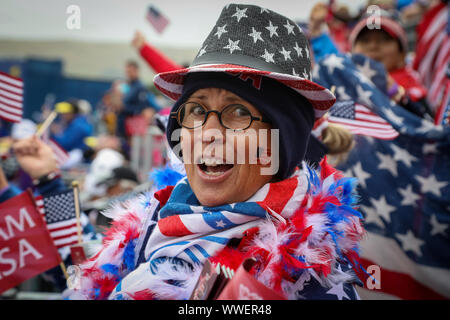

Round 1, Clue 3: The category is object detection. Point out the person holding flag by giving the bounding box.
[1,135,102,292]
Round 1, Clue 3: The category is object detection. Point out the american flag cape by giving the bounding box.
[314,53,450,299]
[146,5,169,34]
[0,71,23,123]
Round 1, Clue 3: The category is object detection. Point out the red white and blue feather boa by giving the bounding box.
[64,158,366,300]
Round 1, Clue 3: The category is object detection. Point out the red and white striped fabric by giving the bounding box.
[356,231,449,300]
[328,102,399,140]
[0,71,23,123]
[413,2,450,116]
[35,194,79,250]
[48,138,70,166]
[40,127,70,166]
[153,64,336,119]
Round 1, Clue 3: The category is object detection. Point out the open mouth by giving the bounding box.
[197,158,234,177]
[198,163,234,176]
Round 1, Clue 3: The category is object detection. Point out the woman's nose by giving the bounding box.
[201,111,225,144]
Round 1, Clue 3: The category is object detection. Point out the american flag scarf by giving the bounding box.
[65,160,365,300]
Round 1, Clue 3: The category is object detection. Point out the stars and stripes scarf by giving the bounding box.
[65,160,365,300]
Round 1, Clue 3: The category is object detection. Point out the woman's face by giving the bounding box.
[180,88,274,207]
[353,29,405,72]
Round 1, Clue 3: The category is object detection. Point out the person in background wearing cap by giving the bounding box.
[64,4,366,300]
[350,10,433,119]
[52,99,94,152]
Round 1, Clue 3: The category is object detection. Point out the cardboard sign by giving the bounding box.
[0,191,61,293]
[217,259,286,300]
[70,244,87,265]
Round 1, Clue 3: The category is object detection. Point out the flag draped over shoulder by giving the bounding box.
[313,53,450,299]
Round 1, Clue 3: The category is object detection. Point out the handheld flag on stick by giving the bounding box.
[35,111,57,138]
[0,71,23,123]
[71,181,83,245]
[146,5,169,34]
[0,191,62,293]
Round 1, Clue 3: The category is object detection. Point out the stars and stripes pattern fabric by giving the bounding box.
[329,101,398,140]
[40,126,70,166]
[146,5,169,34]
[314,53,450,299]
[66,161,365,300]
[153,4,336,119]
[413,1,449,120]
[142,172,309,266]
[38,190,79,250]
[0,71,23,123]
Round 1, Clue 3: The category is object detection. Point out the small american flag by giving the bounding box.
[48,138,70,166]
[0,71,23,123]
[146,5,169,34]
[40,126,70,166]
[329,100,399,140]
[37,190,80,250]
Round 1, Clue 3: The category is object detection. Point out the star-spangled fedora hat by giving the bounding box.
[154,3,336,119]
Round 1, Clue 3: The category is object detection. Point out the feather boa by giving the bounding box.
[64,158,366,300]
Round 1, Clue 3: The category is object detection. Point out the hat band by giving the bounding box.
[192,52,285,74]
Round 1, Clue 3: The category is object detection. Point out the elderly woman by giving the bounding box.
[63,4,365,300]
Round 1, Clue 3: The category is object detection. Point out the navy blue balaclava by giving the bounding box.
[166,72,326,180]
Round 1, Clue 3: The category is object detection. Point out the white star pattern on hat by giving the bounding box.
[260,7,270,14]
[292,68,299,77]
[293,42,303,57]
[279,47,292,61]
[232,7,248,22]
[215,24,228,39]
[260,49,275,63]
[197,45,207,57]
[283,20,295,35]
[223,38,242,54]
[265,20,279,38]
[248,27,264,43]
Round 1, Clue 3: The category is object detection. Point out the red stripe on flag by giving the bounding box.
[158,215,194,237]
[257,176,298,214]
[360,257,446,300]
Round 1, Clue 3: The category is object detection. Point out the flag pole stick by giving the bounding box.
[60,261,69,280]
[330,85,336,95]
[71,181,83,245]
[35,111,57,138]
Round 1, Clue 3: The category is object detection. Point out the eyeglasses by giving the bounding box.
[171,102,270,131]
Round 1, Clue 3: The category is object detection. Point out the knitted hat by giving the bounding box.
[349,13,408,52]
[154,3,336,119]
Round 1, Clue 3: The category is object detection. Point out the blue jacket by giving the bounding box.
[117,79,160,137]
[52,115,93,152]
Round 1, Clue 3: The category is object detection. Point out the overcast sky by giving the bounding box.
[0,0,366,48]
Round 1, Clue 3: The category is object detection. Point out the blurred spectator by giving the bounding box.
[132,30,180,73]
[51,99,94,152]
[308,3,340,61]
[116,60,160,138]
[350,10,433,119]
